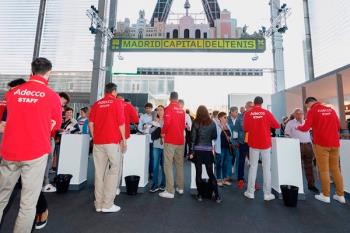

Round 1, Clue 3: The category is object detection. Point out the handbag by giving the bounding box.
[221,126,235,155]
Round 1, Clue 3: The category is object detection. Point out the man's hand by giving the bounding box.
[0,121,5,133]
[120,140,127,154]
[51,120,56,131]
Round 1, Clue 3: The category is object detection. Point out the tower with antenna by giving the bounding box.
[184,0,191,16]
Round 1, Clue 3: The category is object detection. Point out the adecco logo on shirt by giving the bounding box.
[13,88,46,104]
[250,111,265,119]
[318,108,332,116]
[14,89,46,98]
[98,100,114,108]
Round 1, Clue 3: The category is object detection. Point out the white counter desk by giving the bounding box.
[121,134,150,193]
[58,134,90,190]
[271,138,305,199]
[340,140,350,196]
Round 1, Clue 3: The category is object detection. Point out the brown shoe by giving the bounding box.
[35,209,48,230]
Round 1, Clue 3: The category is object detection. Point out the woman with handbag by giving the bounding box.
[189,105,221,203]
[214,112,234,187]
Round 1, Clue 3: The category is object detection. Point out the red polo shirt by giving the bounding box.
[124,101,139,139]
[0,100,6,120]
[1,75,62,161]
[162,101,185,145]
[89,94,125,144]
[298,102,340,147]
[243,105,280,149]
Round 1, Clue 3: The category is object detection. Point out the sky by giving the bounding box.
[114,0,308,109]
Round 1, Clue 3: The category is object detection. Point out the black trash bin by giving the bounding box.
[280,185,299,207]
[125,175,140,195]
[55,174,73,194]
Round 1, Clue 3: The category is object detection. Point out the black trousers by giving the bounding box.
[195,159,219,198]
[238,143,249,181]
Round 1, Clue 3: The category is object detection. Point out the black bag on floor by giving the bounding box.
[199,179,214,199]
[55,174,73,193]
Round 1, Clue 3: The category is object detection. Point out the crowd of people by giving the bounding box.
[0,57,346,233]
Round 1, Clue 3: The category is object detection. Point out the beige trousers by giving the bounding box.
[116,153,124,191]
[0,154,48,233]
[314,144,344,197]
[163,143,185,194]
[93,144,122,209]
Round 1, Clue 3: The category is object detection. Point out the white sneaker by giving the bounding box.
[116,188,121,196]
[159,191,175,199]
[264,194,275,201]
[315,194,330,203]
[333,195,346,204]
[42,184,56,193]
[96,208,102,213]
[244,191,255,199]
[176,188,184,195]
[102,204,121,213]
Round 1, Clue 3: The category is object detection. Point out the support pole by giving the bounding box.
[301,86,307,113]
[90,0,108,104]
[303,0,315,81]
[270,0,286,92]
[336,73,346,130]
[33,0,47,60]
[105,0,118,84]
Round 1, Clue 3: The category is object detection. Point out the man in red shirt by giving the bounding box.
[115,95,139,195]
[243,96,280,201]
[297,97,345,204]
[0,58,62,233]
[89,83,126,213]
[159,92,186,199]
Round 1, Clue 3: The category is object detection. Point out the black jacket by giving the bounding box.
[190,121,217,153]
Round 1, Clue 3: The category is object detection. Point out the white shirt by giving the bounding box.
[138,113,153,134]
[284,119,312,143]
[185,113,192,130]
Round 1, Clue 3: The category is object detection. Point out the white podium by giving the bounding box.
[58,134,90,190]
[121,134,150,192]
[340,140,350,196]
[271,138,305,199]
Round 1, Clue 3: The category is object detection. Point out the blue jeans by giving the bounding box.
[152,147,165,189]
[231,139,240,178]
[217,147,231,179]
[224,148,233,179]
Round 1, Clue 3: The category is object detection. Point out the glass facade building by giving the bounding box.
[0,0,97,93]
[308,0,350,77]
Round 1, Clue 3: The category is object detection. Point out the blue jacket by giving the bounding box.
[236,113,245,144]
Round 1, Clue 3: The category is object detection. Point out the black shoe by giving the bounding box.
[35,220,48,230]
[159,186,165,192]
[149,187,160,193]
[308,185,319,193]
[197,195,203,202]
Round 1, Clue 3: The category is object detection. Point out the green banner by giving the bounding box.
[111,38,266,53]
